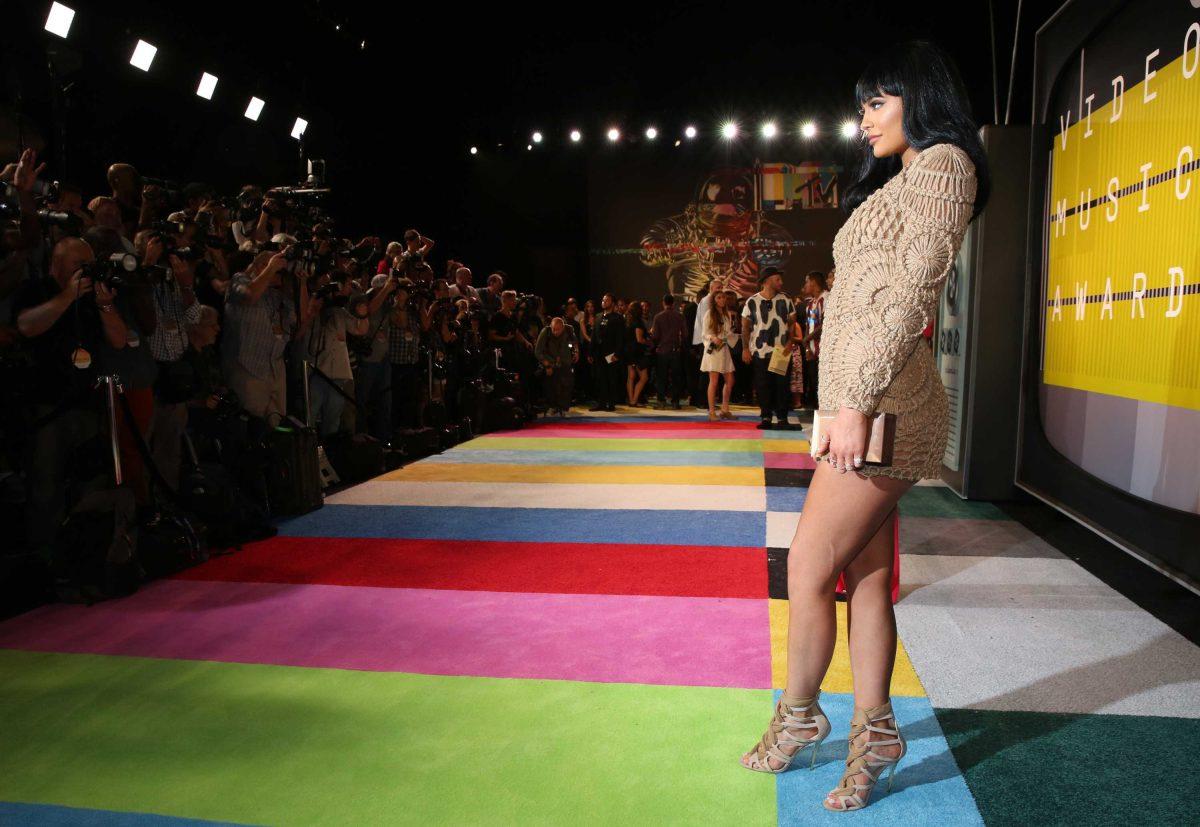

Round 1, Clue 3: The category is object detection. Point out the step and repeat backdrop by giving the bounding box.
[1021,0,1200,579]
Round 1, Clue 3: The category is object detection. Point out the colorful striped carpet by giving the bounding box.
[1,406,1197,825]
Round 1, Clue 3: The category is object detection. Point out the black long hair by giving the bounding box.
[842,40,991,221]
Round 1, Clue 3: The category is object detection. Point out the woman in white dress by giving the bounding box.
[699,289,739,421]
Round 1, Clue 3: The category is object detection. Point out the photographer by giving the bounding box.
[13,236,126,559]
[86,227,159,503]
[1,149,47,320]
[107,163,157,237]
[355,273,399,441]
[534,317,578,416]
[447,266,480,302]
[386,279,428,429]
[87,197,137,254]
[487,289,531,371]
[140,230,203,490]
[305,272,368,436]
[231,186,264,250]
[392,229,435,284]
[222,247,302,424]
[479,271,504,318]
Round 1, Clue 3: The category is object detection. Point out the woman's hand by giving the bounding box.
[815,406,869,473]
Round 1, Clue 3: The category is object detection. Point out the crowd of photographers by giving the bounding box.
[0,148,831,564]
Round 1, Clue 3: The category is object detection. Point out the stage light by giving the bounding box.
[674,140,681,147]
[360,40,366,50]
[841,120,859,139]
[335,24,340,31]
[291,118,308,140]
[532,131,543,144]
[244,97,264,121]
[569,130,582,143]
[527,144,532,150]
[196,72,218,100]
[801,121,817,139]
[645,127,658,140]
[684,125,697,139]
[721,121,738,140]
[761,121,778,139]
[129,40,157,72]
[607,128,620,142]
[45,2,74,38]
[470,146,478,155]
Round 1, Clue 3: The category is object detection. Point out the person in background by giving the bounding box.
[800,270,829,411]
[588,293,624,412]
[741,267,794,430]
[534,316,578,416]
[356,273,399,442]
[222,248,305,424]
[623,300,651,406]
[700,288,739,420]
[14,233,125,560]
[578,298,596,402]
[479,271,505,317]
[448,266,480,301]
[649,293,686,410]
[305,273,368,436]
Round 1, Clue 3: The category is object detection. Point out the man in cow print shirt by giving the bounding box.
[741,267,796,430]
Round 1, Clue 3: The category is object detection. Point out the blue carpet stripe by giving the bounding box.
[766,487,808,512]
[279,504,768,547]
[422,449,765,467]
[0,803,250,826]
[773,692,982,825]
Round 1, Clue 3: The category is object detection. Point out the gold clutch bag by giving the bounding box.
[809,410,897,466]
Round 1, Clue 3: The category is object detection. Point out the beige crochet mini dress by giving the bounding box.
[817,142,977,481]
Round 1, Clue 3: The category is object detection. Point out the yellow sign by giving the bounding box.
[1045,42,1200,410]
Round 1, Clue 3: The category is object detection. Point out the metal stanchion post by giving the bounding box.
[98,374,124,486]
[302,360,313,428]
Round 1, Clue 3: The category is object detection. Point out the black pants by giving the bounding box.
[752,354,790,422]
[803,357,820,409]
[654,351,684,404]
[593,355,621,407]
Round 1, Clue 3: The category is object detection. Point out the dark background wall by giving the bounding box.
[4,0,1066,312]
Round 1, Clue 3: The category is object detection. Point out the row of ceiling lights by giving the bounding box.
[44,2,308,139]
[469,120,863,155]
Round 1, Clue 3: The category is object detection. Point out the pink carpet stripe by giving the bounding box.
[492,426,764,440]
[763,452,817,469]
[0,580,772,688]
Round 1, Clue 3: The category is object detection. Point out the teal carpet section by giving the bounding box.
[935,707,1198,826]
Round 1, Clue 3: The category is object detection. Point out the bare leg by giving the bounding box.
[742,462,909,771]
[626,366,636,405]
[823,508,904,809]
[707,372,718,412]
[721,372,733,412]
[634,367,650,404]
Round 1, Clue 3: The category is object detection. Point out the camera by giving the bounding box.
[81,252,139,287]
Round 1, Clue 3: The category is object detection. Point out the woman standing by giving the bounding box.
[623,301,651,406]
[739,40,989,813]
[799,270,829,411]
[578,299,597,403]
[699,289,738,421]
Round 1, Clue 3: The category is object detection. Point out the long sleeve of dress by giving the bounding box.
[835,144,976,416]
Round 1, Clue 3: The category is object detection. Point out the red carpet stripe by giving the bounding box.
[175,537,769,598]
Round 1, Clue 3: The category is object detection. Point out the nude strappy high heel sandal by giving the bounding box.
[740,690,831,773]
[823,701,907,811]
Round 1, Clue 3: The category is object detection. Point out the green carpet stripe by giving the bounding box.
[0,650,775,826]
[935,706,1197,825]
